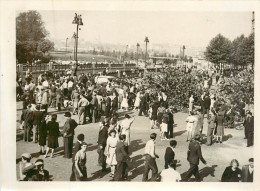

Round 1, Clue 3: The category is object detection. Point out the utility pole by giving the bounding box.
[252,11,255,33]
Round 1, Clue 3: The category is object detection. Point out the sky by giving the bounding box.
[34,11,252,48]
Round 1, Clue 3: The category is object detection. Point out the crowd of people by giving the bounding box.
[17,64,254,182]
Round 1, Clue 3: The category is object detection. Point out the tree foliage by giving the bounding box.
[16,11,54,63]
[205,33,254,67]
[205,34,232,65]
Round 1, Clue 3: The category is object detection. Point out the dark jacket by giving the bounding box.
[187,140,206,165]
[241,164,254,182]
[63,119,78,137]
[204,96,211,109]
[112,96,118,109]
[115,141,130,162]
[32,110,43,126]
[97,126,108,146]
[164,147,175,168]
[21,108,33,126]
[221,166,241,182]
[47,121,60,137]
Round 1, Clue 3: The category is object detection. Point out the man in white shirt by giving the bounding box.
[142,133,159,181]
[42,80,49,88]
[160,161,181,182]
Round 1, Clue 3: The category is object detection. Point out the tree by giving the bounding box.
[205,34,232,70]
[16,11,54,63]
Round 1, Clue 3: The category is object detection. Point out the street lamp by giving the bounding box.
[136,43,140,66]
[144,36,149,68]
[66,37,69,52]
[72,13,83,76]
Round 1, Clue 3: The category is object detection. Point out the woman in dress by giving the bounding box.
[216,108,225,143]
[185,111,197,142]
[134,91,141,110]
[120,114,135,153]
[221,159,242,182]
[38,114,48,155]
[189,94,194,115]
[45,114,60,158]
[72,142,88,181]
[105,130,118,178]
[121,92,129,111]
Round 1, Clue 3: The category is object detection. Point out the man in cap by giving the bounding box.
[63,112,78,158]
[31,159,49,181]
[241,158,254,182]
[21,104,33,142]
[183,134,207,182]
[18,153,36,181]
[78,92,89,125]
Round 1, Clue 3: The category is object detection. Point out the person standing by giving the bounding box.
[206,111,216,146]
[189,94,194,115]
[71,88,80,115]
[241,158,254,182]
[111,92,118,116]
[78,93,89,125]
[167,107,174,139]
[142,133,159,182]
[105,93,112,117]
[45,114,60,158]
[204,93,211,119]
[38,113,48,155]
[32,105,43,143]
[41,88,49,114]
[91,91,99,123]
[71,142,88,181]
[21,104,33,142]
[216,108,225,143]
[164,140,177,169]
[120,114,135,153]
[97,121,109,172]
[114,134,131,181]
[63,112,78,159]
[105,130,118,178]
[185,112,197,142]
[246,112,254,147]
[183,135,207,182]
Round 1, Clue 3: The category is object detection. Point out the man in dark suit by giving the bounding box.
[184,135,207,182]
[111,93,118,116]
[21,104,33,142]
[105,94,111,118]
[97,121,108,171]
[204,93,211,119]
[164,140,177,169]
[114,134,131,181]
[139,94,148,116]
[63,112,78,159]
[199,93,205,117]
[246,112,254,147]
[32,105,43,143]
[91,92,99,123]
[241,158,254,182]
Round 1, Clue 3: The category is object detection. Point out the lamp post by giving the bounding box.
[136,43,140,66]
[66,37,69,52]
[72,13,83,76]
[144,36,149,68]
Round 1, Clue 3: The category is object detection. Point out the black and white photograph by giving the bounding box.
[0,1,259,191]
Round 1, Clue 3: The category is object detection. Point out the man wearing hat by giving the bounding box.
[241,158,254,182]
[78,93,89,125]
[18,153,36,181]
[183,134,207,182]
[32,105,43,143]
[21,104,33,142]
[63,112,78,158]
[31,159,49,181]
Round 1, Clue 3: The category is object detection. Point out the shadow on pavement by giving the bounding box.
[173,130,186,137]
[128,154,145,180]
[181,165,218,182]
[129,139,146,155]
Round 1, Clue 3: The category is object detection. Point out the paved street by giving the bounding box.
[16,102,253,182]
